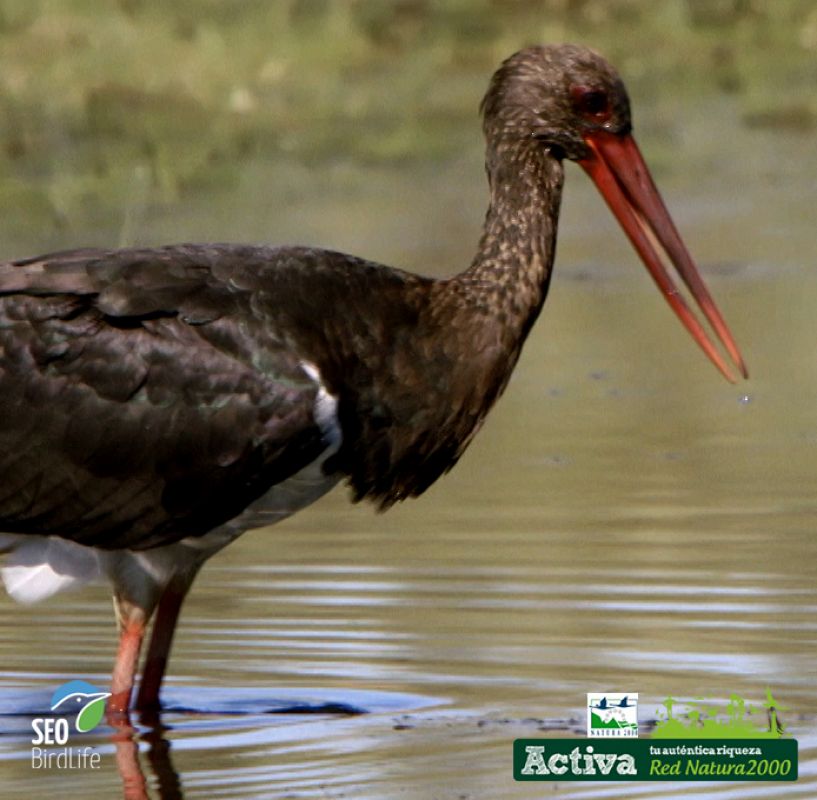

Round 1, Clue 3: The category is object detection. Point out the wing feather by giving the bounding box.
[0,245,334,550]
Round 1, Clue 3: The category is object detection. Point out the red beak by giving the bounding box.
[579,130,747,383]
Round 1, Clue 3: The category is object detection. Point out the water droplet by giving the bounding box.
[738,394,752,405]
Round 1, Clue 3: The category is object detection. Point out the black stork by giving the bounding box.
[0,45,746,715]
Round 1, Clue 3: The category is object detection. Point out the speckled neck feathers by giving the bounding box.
[458,140,562,336]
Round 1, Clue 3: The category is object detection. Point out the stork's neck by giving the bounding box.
[455,142,564,340]
[322,144,566,508]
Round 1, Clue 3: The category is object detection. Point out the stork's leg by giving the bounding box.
[135,570,199,713]
[108,596,149,717]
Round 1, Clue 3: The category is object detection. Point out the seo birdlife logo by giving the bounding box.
[30,680,110,770]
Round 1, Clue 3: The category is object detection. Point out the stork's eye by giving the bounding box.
[571,85,611,122]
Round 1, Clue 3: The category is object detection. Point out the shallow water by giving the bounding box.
[1,15,816,800]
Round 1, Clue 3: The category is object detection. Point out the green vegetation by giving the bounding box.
[0,0,813,246]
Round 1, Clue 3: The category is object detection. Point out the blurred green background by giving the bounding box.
[0,0,813,253]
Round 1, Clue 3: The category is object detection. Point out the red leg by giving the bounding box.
[108,598,148,717]
[136,573,197,713]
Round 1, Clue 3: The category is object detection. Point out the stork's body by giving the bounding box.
[0,45,745,714]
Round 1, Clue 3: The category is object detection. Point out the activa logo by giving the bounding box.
[521,744,637,777]
[30,680,110,770]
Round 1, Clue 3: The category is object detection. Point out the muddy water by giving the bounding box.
[1,53,816,800]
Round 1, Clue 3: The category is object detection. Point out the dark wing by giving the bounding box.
[0,245,332,550]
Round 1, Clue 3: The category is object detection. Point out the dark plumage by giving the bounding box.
[0,45,744,715]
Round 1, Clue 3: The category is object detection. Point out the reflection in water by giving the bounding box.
[101,712,183,800]
[111,717,151,800]
[107,703,186,800]
[142,729,184,800]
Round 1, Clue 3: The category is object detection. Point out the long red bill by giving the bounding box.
[578,130,747,383]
